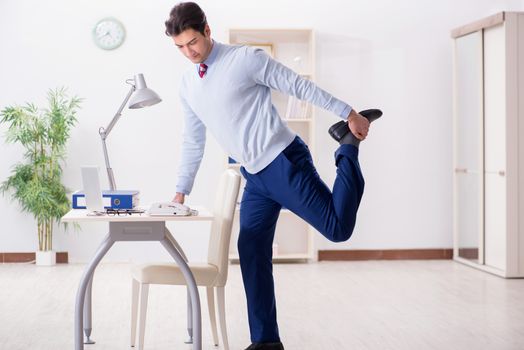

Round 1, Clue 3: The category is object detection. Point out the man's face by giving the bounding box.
[173,26,212,64]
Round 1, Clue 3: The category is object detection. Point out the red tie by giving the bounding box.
[198,63,208,78]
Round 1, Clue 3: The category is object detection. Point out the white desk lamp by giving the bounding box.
[99,73,161,190]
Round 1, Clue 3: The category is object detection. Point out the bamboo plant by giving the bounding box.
[0,88,81,251]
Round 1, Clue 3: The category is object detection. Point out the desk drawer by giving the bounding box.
[109,222,165,241]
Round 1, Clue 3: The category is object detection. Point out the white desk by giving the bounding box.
[62,207,213,350]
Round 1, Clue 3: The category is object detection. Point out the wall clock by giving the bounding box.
[93,17,126,50]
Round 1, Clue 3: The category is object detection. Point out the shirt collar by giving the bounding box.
[200,39,219,67]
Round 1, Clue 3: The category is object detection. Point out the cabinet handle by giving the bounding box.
[485,170,506,176]
[454,168,467,174]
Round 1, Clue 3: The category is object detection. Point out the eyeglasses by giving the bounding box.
[106,208,145,216]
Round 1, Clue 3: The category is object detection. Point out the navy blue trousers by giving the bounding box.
[238,136,365,343]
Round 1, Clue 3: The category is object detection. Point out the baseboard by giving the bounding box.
[318,248,453,261]
[1,252,69,264]
[457,248,479,260]
[2,250,451,263]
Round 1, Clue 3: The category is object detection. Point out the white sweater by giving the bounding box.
[176,40,351,195]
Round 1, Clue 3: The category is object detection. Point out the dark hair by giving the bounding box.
[165,2,207,36]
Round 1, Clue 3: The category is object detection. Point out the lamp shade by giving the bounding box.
[128,73,162,109]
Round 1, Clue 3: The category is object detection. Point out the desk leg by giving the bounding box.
[160,237,201,350]
[75,234,114,350]
[163,228,193,344]
[185,289,193,344]
[83,277,95,344]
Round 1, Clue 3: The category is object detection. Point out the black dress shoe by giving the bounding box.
[360,108,383,123]
[244,341,285,350]
[328,108,383,145]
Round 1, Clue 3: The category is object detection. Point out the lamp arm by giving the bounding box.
[102,85,136,137]
[98,84,136,191]
[98,136,116,191]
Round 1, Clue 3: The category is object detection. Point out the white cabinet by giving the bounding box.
[452,12,524,277]
[226,29,316,262]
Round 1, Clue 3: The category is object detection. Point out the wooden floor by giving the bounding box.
[0,260,523,350]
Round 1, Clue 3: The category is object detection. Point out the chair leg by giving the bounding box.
[131,279,140,347]
[137,283,150,350]
[207,287,219,346]
[216,287,229,350]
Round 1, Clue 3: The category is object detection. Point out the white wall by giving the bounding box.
[0,0,522,262]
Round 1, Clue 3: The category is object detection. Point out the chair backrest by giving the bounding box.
[207,169,241,287]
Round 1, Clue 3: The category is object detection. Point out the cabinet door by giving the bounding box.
[483,23,507,271]
[453,31,484,263]
[484,173,506,270]
[483,23,506,174]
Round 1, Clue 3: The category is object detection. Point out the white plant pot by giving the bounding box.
[36,250,56,266]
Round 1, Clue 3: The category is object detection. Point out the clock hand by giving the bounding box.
[97,31,110,39]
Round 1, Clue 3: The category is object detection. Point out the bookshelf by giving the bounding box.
[227,29,316,263]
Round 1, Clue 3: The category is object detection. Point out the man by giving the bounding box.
[165,3,382,349]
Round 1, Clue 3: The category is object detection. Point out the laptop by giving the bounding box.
[81,166,105,213]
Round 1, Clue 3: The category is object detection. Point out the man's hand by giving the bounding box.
[347,109,370,140]
[172,192,185,204]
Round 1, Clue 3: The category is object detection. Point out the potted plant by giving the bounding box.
[0,88,81,265]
